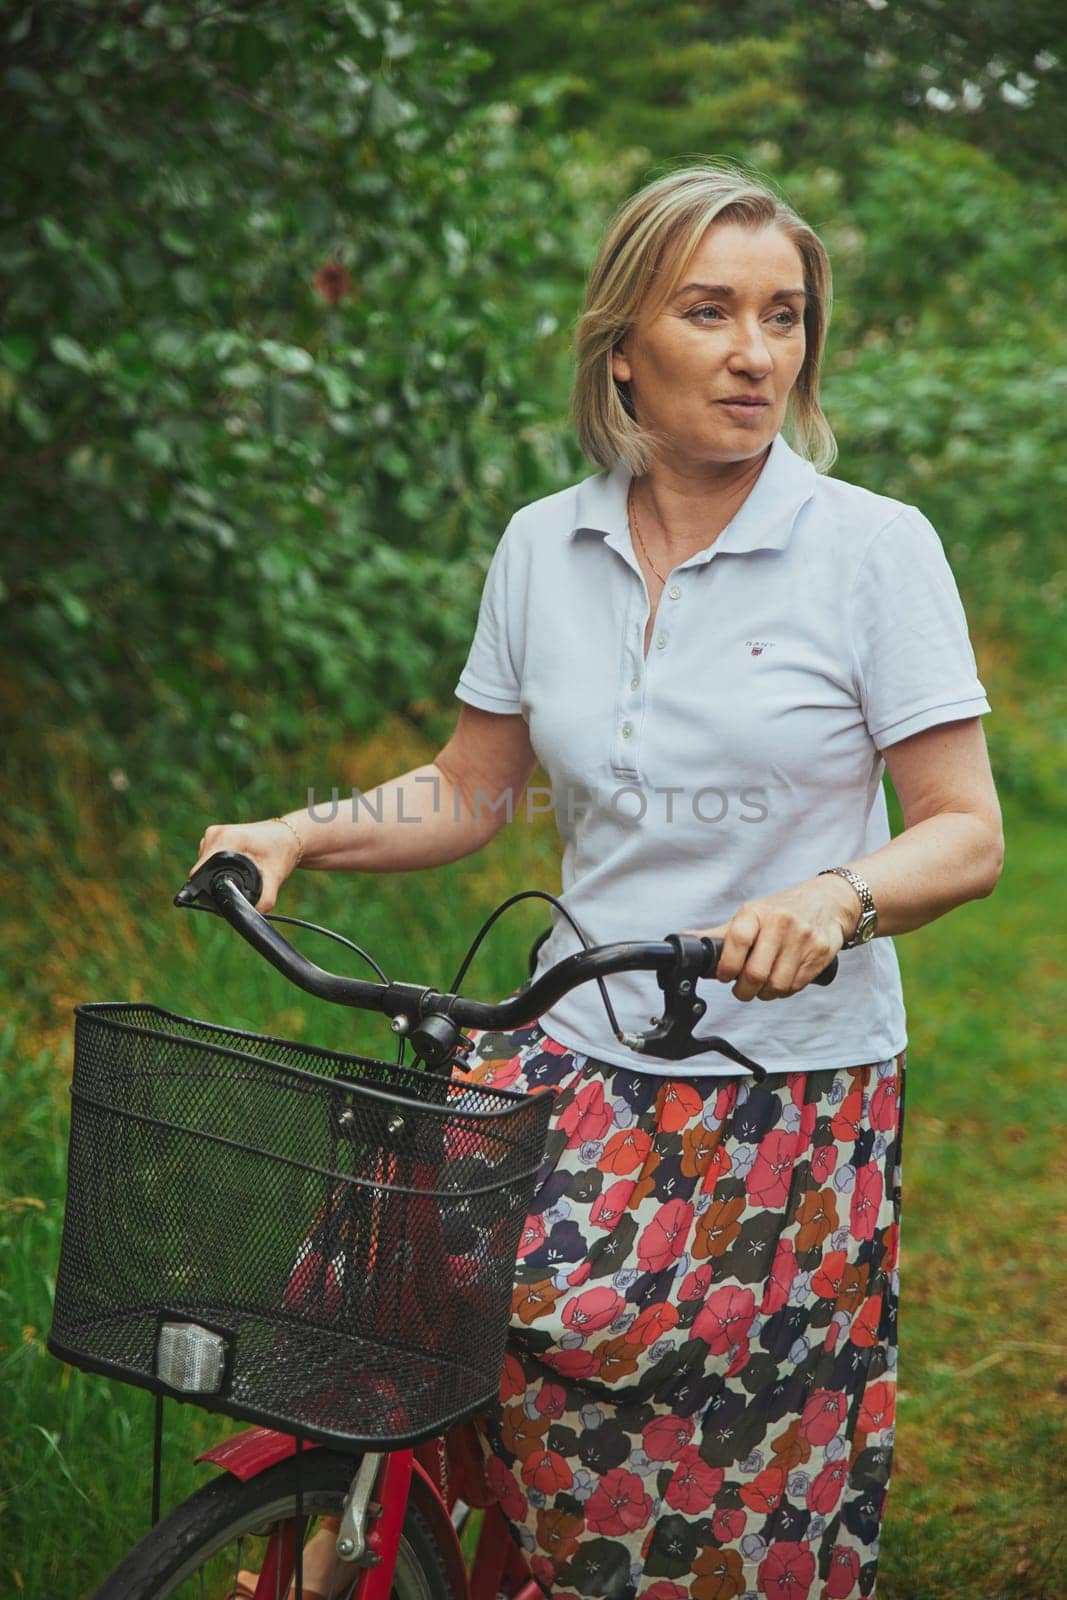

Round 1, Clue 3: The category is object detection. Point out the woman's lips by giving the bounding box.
[717,399,770,420]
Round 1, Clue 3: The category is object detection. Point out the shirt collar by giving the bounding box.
[570,432,817,561]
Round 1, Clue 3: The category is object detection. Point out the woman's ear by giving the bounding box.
[611,342,633,385]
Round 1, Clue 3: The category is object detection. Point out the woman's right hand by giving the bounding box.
[187,818,304,914]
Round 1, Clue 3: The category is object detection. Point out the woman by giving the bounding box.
[201,164,1002,1599]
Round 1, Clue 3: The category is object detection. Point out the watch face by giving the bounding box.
[855,910,877,943]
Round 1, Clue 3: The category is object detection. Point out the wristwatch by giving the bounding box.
[818,866,878,948]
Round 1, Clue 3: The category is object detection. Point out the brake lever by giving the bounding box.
[174,850,264,913]
[616,933,839,1082]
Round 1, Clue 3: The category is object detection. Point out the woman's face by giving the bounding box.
[612,222,808,468]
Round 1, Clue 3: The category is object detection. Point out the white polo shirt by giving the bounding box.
[454,433,990,1076]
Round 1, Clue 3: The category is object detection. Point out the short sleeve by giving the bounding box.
[454,519,524,714]
[851,506,991,748]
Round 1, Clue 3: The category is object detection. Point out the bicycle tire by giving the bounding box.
[92,1450,461,1600]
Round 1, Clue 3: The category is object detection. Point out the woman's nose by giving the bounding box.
[728,320,773,377]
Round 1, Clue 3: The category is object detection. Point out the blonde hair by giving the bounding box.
[571,161,837,476]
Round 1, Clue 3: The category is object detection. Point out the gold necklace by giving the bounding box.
[628,480,669,583]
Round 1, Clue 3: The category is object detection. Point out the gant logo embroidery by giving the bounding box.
[746,639,776,657]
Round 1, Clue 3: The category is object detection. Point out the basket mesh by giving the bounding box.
[50,1003,553,1446]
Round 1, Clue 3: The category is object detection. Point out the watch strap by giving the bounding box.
[818,866,877,948]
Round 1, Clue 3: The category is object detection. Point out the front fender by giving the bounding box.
[196,1427,469,1598]
[197,1425,319,1481]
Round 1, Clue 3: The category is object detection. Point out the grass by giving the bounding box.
[1,715,1064,1598]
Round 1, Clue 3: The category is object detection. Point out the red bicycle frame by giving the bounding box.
[197,1426,541,1600]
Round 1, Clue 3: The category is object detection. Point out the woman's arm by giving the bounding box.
[188,705,538,911]
[691,717,1004,1003]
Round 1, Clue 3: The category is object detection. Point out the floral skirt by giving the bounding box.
[454,1019,905,1600]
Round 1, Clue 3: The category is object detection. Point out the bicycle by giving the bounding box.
[48,850,837,1598]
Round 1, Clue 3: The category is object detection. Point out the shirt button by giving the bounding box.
[630,675,640,691]
[656,635,667,650]
[668,584,681,599]
[621,723,633,739]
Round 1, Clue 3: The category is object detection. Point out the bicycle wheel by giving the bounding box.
[93,1450,461,1600]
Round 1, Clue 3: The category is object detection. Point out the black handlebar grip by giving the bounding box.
[174,850,264,911]
[700,936,838,987]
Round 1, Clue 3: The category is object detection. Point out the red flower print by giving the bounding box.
[501,1403,548,1460]
[642,1412,695,1462]
[692,1284,756,1355]
[799,1389,847,1446]
[512,1279,563,1326]
[796,1185,840,1252]
[699,1140,733,1193]
[739,1464,786,1514]
[712,1505,745,1543]
[745,1128,798,1208]
[631,1148,662,1204]
[530,1554,556,1589]
[858,1379,896,1435]
[637,1198,694,1272]
[600,1126,652,1175]
[558,1079,613,1149]
[594,1334,641,1384]
[870,1074,899,1131]
[812,1250,847,1300]
[657,1079,704,1132]
[807,1458,848,1515]
[534,1381,567,1419]
[584,1467,653,1536]
[486,1453,526,1521]
[831,1085,863,1142]
[664,1445,724,1513]
[883,1221,900,1271]
[590,1178,632,1230]
[761,1237,796,1316]
[796,1098,817,1157]
[714,1085,734,1122]
[500,1351,525,1401]
[549,1347,598,1379]
[681,1121,723,1178]
[630,1301,680,1346]
[541,1037,571,1054]
[561,1285,623,1335]
[851,1293,883,1348]
[726,1335,752,1378]
[693,1195,745,1260]
[810,1142,838,1184]
[769,1418,811,1471]
[516,1213,546,1259]
[679,1262,713,1301]
[521,1448,573,1494]
[644,1585,688,1600]
[535,1507,583,1564]
[850,1163,884,1242]
[758,1541,816,1600]
[692,1544,745,1599]
[826,1544,860,1598]
[484,1055,522,1089]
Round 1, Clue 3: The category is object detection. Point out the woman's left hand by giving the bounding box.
[683,875,859,1002]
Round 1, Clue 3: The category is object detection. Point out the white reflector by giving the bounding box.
[156,1321,226,1393]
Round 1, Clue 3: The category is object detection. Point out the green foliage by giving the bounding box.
[1,1,599,782]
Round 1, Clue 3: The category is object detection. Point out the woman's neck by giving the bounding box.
[633,446,770,560]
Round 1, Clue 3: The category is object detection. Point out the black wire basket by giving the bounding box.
[49,1002,553,1448]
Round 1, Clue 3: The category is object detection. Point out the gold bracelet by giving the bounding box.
[273,814,305,866]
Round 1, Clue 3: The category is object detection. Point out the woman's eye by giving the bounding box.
[773,309,800,327]
[689,305,722,323]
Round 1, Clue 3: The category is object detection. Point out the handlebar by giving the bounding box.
[175,851,838,1081]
